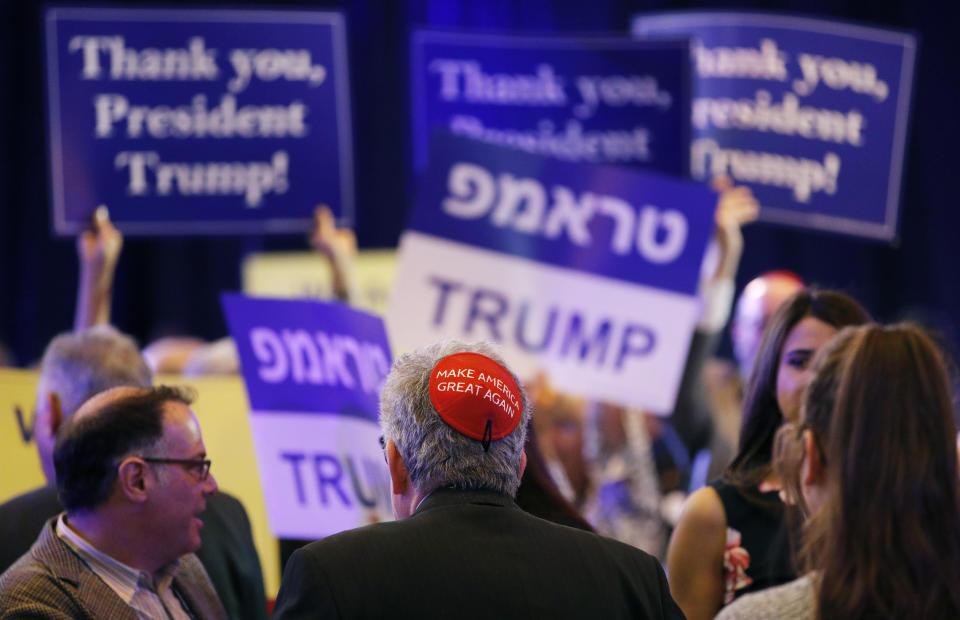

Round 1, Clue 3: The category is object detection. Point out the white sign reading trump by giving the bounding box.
[387,134,715,414]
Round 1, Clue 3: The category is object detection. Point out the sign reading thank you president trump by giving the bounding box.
[45,7,353,235]
[632,12,917,240]
[412,30,691,177]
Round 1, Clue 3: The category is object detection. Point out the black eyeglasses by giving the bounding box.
[141,457,212,481]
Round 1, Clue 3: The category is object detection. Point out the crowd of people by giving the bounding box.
[2,181,959,619]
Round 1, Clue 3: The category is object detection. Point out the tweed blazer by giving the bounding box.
[0,517,227,620]
[0,486,266,620]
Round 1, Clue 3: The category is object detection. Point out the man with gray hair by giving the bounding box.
[0,326,151,571]
[272,340,684,619]
[31,326,153,486]
[0,326,267,620]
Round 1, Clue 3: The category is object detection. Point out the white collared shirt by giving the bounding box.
[56,514,193,620]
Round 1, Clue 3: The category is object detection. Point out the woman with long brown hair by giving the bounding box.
[718,323,960,618]
[666,290,870,620]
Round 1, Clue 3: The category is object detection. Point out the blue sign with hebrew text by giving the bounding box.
[45,7,353,236]
[222,294,390,420]
[411,133,713,296]
[633,12,917,240]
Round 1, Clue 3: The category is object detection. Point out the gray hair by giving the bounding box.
[40,326,152,418]
[379,340,531,497]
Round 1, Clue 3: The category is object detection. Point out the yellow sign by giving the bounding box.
[0,369,46,498]
[0,370,281,598]
[242,248,397,316]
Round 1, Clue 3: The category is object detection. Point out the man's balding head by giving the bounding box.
[54,385,194,513]
[732,271,804,378]
[71,385,150,423]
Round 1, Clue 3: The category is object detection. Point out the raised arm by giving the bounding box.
[670,179,759,454]
[309,204,356,303]
[74,206,123,331]
[709,176,759,283]
[697,177,759,334]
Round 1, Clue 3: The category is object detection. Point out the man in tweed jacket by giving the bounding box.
[0,326,266,620]
[0,386,226,620]
[0,522,223,619]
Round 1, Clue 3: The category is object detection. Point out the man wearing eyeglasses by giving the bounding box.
[0,385,226,619]
[0,326,267,620]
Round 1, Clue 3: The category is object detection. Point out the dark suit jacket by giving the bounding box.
[273,488,685,619]
[0,487,266,620]
[0,518,227,620]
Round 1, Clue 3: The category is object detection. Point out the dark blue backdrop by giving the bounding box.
[1,0,956,366]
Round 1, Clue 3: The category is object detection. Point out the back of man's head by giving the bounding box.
[54,385,192,513]
[732,270,805,377]
[379,340,530,497]
[35,326,152,483]
[39,326,152,418]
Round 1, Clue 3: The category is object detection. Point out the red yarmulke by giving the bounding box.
[429,352,522,443]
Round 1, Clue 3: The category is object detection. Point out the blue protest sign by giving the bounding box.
[388,134,716,414]
[222,294,390,420]
[412,31,691,178]
[410,133,713,296]
[221,294,392,538]
[633,12,917,240]
[45,7,353,236]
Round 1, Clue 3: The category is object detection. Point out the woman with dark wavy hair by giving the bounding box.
[666,290,870,620]
[718,323,960,619]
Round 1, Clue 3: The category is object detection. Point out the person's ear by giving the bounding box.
[801,429,825,486]
[41,392,65,437]
[518,450,528,481]
[116,457,151,503]
[49,393,65,434]
[386,440,409,496]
